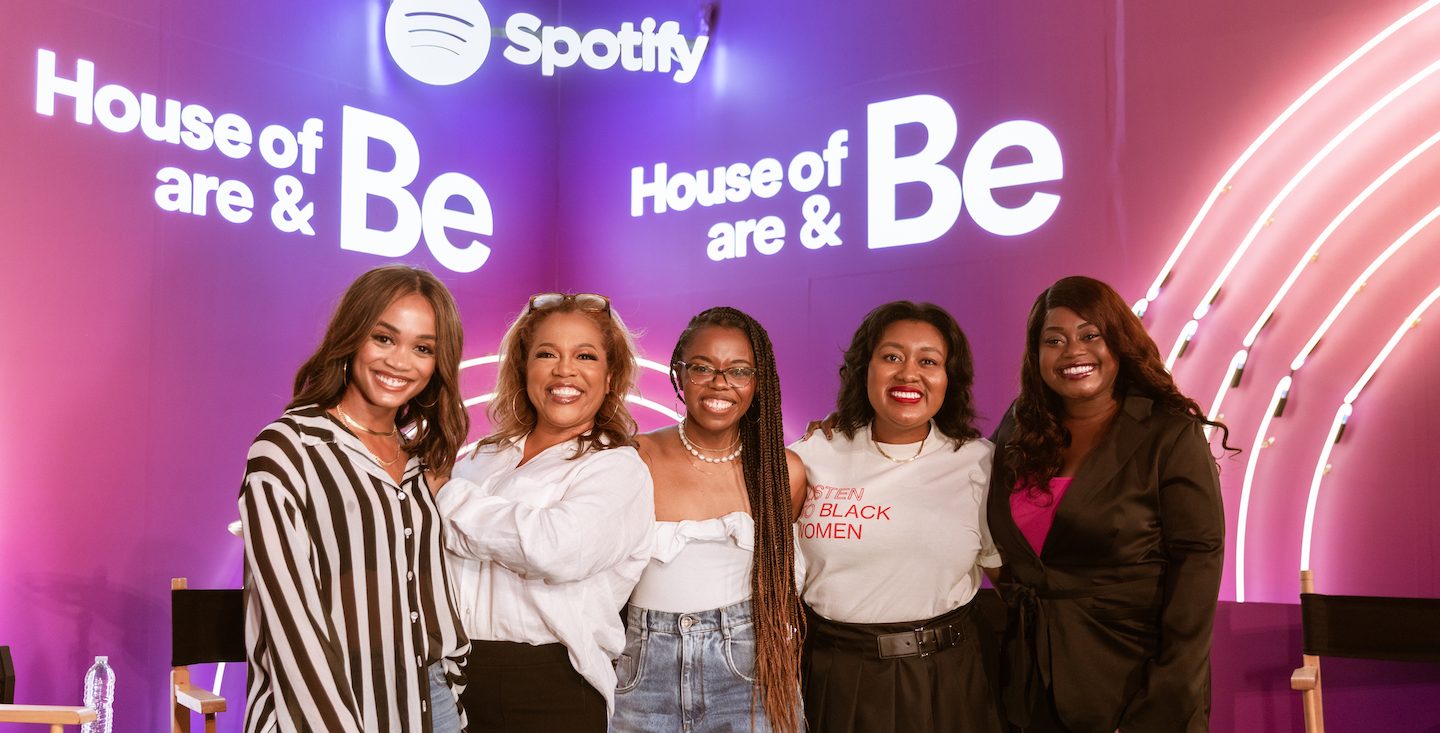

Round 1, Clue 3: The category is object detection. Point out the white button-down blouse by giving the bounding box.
[436,436,654,713]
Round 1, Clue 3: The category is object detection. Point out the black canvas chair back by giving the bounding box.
[1300,591,1440,663]
[170,578,244,733]
[171,588,246,666]
[0,646,13,705]
[1291,570,1440,733]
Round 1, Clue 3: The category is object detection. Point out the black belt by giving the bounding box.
[806,601,976,660]
[877,620,966,658]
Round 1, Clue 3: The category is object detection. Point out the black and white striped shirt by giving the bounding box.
[240,405,469,732]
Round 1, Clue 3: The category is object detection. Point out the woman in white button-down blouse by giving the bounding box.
[436,293,655,733]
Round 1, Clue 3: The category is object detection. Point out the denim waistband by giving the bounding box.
[626,599,754,634]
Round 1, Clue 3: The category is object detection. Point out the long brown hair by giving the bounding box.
[1007,275,1234,489]
[833,300,981,446]
[669,307,803,733]
[289,265,469,475]
[479,294,638,455]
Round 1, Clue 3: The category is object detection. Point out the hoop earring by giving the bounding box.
[415,389,437,409]
[343,361,349,385]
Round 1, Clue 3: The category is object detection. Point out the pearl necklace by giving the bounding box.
[678,419,743,464]
[871,428,926,464]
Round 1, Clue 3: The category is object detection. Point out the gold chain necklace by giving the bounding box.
[333,405,403,466]
[335,404,399,437]
[372,445,402,467]
[871,428,927,464]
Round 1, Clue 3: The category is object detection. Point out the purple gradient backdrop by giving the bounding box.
[2,0,1437,731]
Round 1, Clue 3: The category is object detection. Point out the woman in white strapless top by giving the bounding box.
[610,307,807,733]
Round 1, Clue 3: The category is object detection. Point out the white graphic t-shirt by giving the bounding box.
[790,423,1000,624]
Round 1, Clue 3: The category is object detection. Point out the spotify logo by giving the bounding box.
[385,2,710,85]
[385,0,492,86]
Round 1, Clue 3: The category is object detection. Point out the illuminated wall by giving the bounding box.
[558,0,1440,606]
[2,0,1437,730]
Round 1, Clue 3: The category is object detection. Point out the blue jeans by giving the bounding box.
[611,600,788,733]
[428,662,461,733]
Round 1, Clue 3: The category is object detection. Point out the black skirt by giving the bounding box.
[461,640,607,733]
[803,601,1004,733]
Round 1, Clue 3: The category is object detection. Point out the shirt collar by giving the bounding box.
[289,404,423,484]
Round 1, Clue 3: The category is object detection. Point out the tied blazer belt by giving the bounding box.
[998,572,1163,727]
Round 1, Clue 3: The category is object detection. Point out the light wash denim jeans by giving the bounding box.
[428,662,461,733]
[611,600,790,733]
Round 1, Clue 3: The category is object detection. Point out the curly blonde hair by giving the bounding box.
[478,295,639,455]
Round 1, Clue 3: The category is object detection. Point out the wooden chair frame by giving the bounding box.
[171,577,236,733]
[0,648,97,732]
[1290,570,1325,732]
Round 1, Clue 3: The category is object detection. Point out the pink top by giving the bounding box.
[1010,477,1073,554]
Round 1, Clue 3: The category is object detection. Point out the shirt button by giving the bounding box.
[407,571,414,581]
[416,655,423,667]
[405,528,413,537]
[411,611,420,622]
[397,491,407,501]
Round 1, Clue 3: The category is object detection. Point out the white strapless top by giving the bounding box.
[629,511,754,613]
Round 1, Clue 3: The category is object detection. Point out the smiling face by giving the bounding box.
[344,292,437,419]
[1038,306,1120,414]
[524,311,611,442]
[678,326,756,436]
[865,319,948,443]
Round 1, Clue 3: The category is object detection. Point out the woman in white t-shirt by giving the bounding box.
[791,300,1003,733]
[434,293,655,732]
[611,306,808,733]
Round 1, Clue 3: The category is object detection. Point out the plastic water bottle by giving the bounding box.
[80,656,114,733]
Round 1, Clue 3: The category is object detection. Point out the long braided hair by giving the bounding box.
[1007,276,1235,491]
[669,307,804,733]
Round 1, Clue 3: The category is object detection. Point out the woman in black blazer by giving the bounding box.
[988,276,1231,732]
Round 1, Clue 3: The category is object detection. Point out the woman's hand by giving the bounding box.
[802,412,840,440]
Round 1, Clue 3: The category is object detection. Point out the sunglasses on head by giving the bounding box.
[525,292,611,314]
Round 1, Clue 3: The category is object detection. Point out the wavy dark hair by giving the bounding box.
[833,300,981,446]
[479,294,639,456]
[1007,275,1234,490]
[668,307,804,733]
[289,265,469,475]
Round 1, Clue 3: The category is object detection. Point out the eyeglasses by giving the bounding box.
[526,292,611,314]
[676,361,757,387]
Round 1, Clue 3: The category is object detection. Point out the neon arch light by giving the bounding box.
[1135,2,1440,602]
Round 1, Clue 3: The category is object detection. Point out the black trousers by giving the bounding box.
[803,602,1004,733]
[461,640,606,733]
[1010,691,1071,733]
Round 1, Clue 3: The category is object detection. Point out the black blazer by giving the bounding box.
[988,394,1223,733]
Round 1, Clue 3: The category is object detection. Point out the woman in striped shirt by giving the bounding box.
[240,265,471,733]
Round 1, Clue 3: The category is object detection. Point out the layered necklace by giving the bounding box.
[871,426,927,464]
[336,404,399,437]
[335,404,403,466]
[678,418,742,464]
